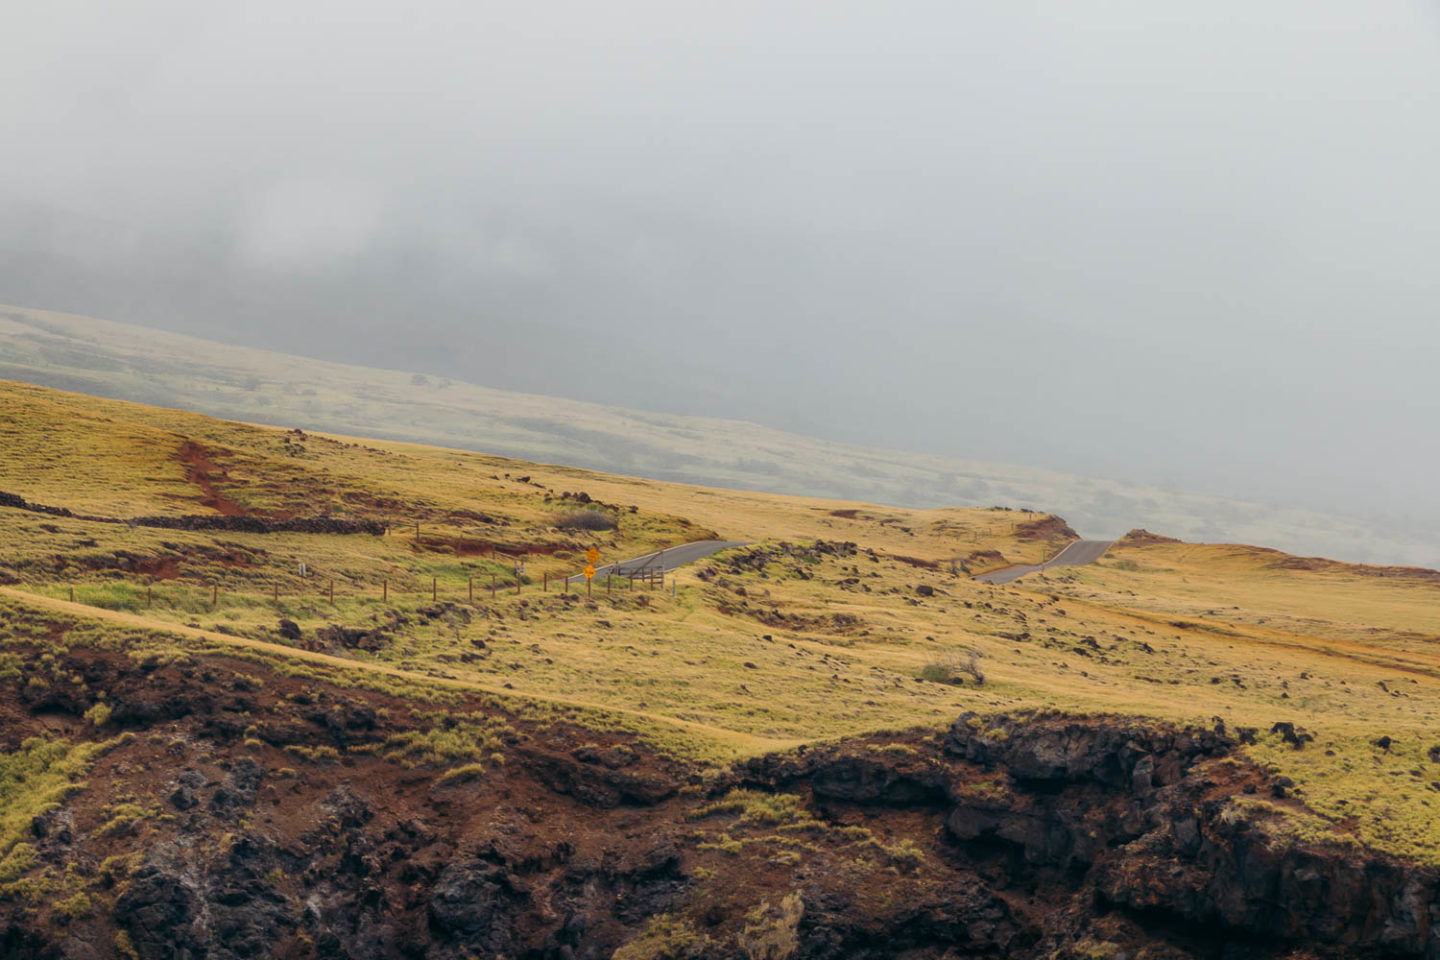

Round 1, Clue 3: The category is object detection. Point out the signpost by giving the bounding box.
[583,563,596,596]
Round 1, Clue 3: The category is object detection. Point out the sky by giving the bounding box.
[3,1,1440,536]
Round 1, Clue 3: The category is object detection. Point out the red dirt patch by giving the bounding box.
[176,441,245,517]
[127,556,182,580]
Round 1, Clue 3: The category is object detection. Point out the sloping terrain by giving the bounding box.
[3,380,1440,958]
[3,303,1436,568]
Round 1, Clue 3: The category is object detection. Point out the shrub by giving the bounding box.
[918,662,957,684]
[918,649,985,686]
[556,509,619,532]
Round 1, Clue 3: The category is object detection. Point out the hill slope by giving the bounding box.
[3,381,1440,958]
[2,302,1434,567]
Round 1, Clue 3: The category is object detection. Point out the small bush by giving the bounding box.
[918,649,984,686]
[919,662,957,684]
[556,509,619,532]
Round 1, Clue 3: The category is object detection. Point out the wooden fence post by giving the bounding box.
[212,583,218,607]
[329,580,334,604]
[383,580,388,602]
[432,577,437,601]
[69,586,75,603]
[147,585,153,608]
[469,576,473,602]
[543,572,548,592]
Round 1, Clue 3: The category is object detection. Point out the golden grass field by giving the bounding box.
[4,378,1440,862]
[5,301,1437,567]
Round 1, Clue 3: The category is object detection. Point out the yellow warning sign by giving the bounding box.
[586,547,599,564]
[583,564,596,580]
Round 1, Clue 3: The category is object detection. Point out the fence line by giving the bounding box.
[40,568,674,612]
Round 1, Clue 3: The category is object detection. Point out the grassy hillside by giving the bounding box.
[2,303,1435,568]
[4,378,1440,871]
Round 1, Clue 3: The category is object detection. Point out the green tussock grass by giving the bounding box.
[0,737,124,874]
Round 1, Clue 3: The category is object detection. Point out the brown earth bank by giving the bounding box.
[1,642,1437,959]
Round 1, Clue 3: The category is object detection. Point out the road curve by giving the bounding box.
[974,539,1115,585]
[568,540,747,582]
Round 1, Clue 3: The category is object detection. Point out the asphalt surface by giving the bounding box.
[567,540,748,583]
[974,539,1116,585]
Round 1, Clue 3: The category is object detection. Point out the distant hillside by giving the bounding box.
[0,303,1433,567]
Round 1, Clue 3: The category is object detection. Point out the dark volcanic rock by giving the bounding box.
[809,753,948,806]
[427,860,528,955]
[114,866,206,958]
[315,625,386,652]
[1096,807,1439,954]
[210,757,264,817]
[116,838,296,960]
[945,711,1231,787]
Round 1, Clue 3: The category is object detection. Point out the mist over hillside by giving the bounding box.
[2,304,1434,569]
[5,3,1440,564]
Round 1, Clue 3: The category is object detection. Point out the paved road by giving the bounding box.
[974,539,1115,585]
[567,540,748,582]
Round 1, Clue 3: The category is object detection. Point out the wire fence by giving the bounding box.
[38,566,674,615]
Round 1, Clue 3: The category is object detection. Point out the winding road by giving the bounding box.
[567,540,748,582]
[974,539,1115,585]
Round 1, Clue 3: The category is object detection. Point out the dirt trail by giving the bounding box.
[176,441,245,516]
[0,586,791,756]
